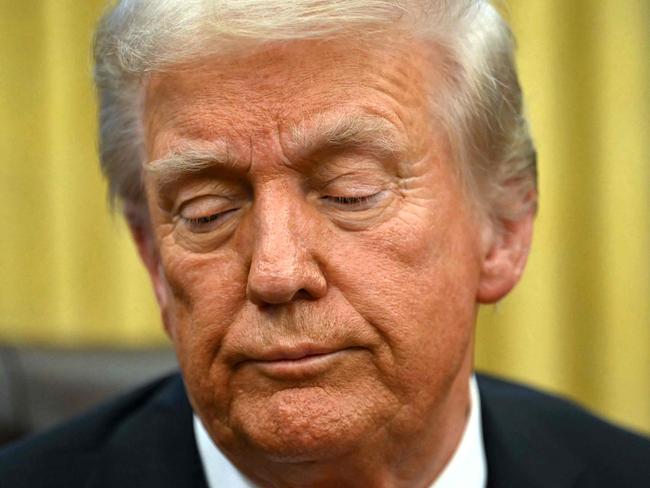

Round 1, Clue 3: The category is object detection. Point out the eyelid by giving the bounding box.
[169,178,246,214]
[320,177,385,195]
[176,194,232,217]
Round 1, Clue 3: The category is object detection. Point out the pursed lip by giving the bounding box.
[249,344,344,362]
[235,344,364,379]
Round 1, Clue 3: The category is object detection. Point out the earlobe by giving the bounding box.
[477,208,535,304]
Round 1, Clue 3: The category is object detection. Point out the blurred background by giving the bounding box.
[0,0,648,444]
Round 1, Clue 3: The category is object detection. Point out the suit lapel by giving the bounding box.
[478,375,586,488]
[86,375,208,488]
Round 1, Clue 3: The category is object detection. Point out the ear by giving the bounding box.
[125,204,173,335]
[477,206,535,304]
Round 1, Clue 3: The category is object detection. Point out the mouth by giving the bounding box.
[241,345,363,379]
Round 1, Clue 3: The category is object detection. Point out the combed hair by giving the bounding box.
[94,0,536,226]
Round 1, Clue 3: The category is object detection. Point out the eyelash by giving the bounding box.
[181,208,237,230]
[324,193,382,209]
[184,214,222,225]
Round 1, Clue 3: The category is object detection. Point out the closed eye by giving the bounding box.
[322,192,383,210]
[181,207,239,232]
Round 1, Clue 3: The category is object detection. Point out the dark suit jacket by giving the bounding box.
[1,373,648,487]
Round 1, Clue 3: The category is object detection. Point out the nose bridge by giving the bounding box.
[254,183,306,270]
[246,181,326,305]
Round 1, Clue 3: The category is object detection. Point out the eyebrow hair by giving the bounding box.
[144,141,241,186]
[287,113,407,161]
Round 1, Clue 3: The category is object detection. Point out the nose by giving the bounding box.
[246,190,327,306]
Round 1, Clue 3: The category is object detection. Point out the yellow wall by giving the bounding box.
[1,1,648,434]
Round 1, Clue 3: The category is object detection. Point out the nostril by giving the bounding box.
[293,288,316,301]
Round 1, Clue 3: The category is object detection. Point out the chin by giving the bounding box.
[228,386,394,463]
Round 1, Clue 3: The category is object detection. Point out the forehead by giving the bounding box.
[142,37,442,160]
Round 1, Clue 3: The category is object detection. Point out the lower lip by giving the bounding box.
[249,350,355,379]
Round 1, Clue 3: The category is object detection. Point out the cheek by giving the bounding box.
[329,197,481,392]
[159,245,246,367]
[341,211,480,322]
[159,246,254,428]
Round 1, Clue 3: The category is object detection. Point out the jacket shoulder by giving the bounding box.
[477,373,650,486]
[0,373,186,488]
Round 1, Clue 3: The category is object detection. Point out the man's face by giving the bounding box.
[140,37,497,470]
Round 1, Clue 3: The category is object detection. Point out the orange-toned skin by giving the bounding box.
[133,37,533,487]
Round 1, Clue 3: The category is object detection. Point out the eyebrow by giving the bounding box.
[287,113,407,161]
[145,141,241,186]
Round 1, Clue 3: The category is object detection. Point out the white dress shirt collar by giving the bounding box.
[194,376,487,488]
